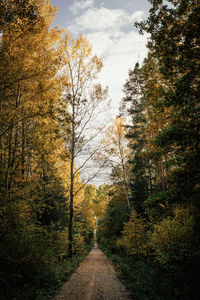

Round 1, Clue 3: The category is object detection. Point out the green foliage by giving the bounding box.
[129,154,148,214]
[72,233,87,254]
[97,184,129,252]
[117,210,147,255]
[32,176,68,229]
[99,2,200,299]
[99,246,173,300]
[139,0,200,206]
[0,0,200,299]
[1,245,92,300]
[0,1,95,298]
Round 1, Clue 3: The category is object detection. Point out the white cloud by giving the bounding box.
[70,0,94,14]
[67,5,148,117]
[86,31,116,57]
[69,7,144,33]
[95,31,149,115]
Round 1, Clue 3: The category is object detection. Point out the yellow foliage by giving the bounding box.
[149,206,195,263]
[56,228,69,259]
[104,117,130,203]
[72,232,86,254]
[117,210,147,255]
[93,184,111,219]
[62,33,103,92]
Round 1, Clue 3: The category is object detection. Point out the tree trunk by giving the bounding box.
[21,121,25,178]
[148,165,153,196]
[5,127,13,200]
[68,173,74,257]
[120,144,131,211]
[68,96,75,257]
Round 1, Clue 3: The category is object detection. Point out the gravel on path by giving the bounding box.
[53,243,131,300]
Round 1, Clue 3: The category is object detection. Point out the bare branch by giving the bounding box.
[73,159,108,197]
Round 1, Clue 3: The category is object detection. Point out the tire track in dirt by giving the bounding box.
[53,243,131,300]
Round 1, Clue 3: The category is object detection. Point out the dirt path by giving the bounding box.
[53,243,131,300]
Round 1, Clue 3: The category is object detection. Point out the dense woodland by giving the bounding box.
[0,0,200,299]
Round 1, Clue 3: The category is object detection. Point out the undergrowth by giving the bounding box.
[99,244,200,300]
[1,244,93,300]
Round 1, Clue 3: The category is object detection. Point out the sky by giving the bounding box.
[51,0,150,118]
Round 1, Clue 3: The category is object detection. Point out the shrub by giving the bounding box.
[149,206,195,264]
[117,210,147,255]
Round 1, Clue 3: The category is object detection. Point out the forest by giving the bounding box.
[0,0,199,299]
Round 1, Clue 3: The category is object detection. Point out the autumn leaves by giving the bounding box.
[0,1,108,297]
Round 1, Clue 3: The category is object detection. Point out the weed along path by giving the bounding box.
[53,243,131,300]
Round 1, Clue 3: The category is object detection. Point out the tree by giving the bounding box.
[120,62,149,214]
[78,184,97,244]
[62,33,109,256]
[97,2,200,299]
[0,1,73,296]
[117,209,147,256]
[93,184,110,219]
[103,117,131,210]
[120,55,174,214]
[97,184,129,252]
[136,0,200,209]
[0,0,64,201]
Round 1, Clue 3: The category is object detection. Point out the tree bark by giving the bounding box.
[21,121,25,178]
[68,96,75,257]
